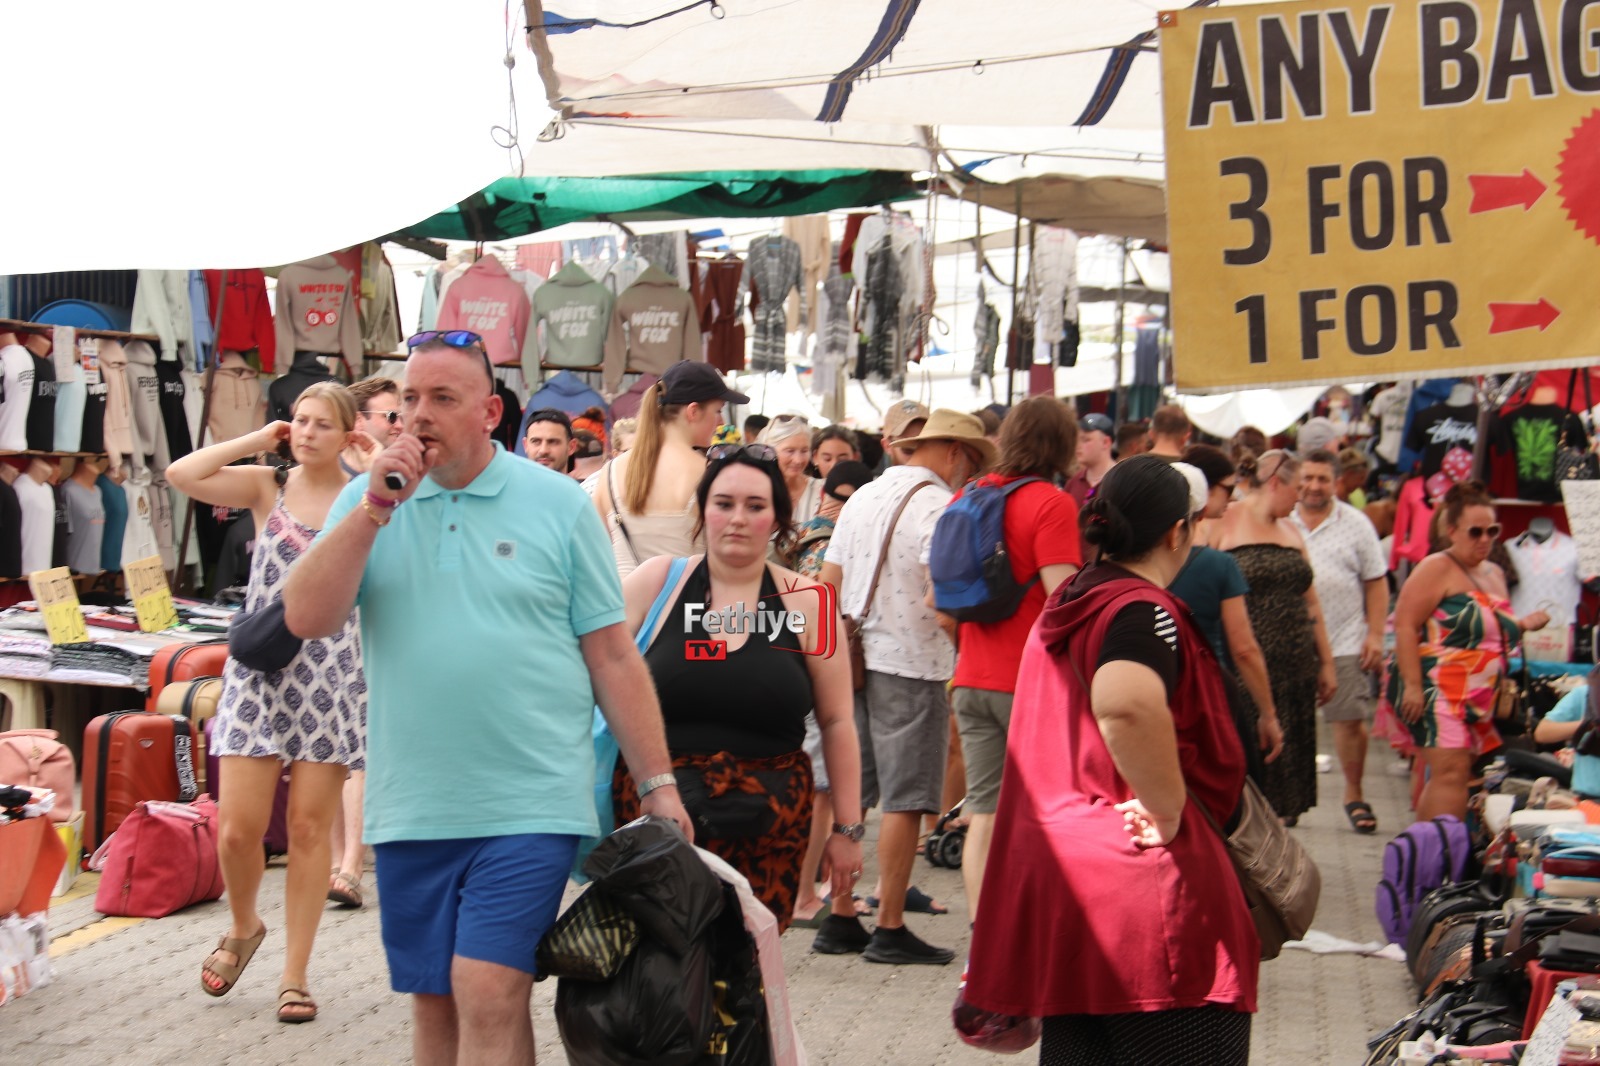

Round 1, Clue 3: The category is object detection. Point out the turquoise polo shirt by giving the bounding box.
[323,444,625,844]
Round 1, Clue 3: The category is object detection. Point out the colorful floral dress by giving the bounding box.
[1377,590,1521,755]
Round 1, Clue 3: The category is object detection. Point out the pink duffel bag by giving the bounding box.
[92,795,223,918]
[0,730,76,824]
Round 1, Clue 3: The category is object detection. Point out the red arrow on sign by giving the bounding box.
[1468,170,1546,213]
[1488,298,1560,333]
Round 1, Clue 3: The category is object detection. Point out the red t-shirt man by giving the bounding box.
[951,475,1083,693]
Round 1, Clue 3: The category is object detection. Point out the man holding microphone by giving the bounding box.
[284,330,690,1066]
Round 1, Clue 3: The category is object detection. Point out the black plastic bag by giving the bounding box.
[581,815,724,956]
[558,933,716,1066]
[699,882,772,1066]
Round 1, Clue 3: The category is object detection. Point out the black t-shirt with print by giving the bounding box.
[1096,601,1180,698]
[1494,404,1589,502]
[1405,403,1478,480]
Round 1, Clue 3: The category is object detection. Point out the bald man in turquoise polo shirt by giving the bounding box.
[285,332,690,1065]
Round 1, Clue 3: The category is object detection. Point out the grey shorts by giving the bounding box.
[802,711,828,793]
[857,670,950,814]
[952,687,1013,814]
[1321,655,1374,723]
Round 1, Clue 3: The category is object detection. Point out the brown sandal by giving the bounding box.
[327,871,364,909]
[200,924,267,997]
[276,985,318,1024]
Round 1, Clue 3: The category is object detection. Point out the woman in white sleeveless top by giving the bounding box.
[593,361,749,576]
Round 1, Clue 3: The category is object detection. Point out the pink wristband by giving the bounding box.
[366,489,399,509]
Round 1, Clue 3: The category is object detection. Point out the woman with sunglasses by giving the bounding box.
[1377,480,1550,821]
[593,360,745,576]
[1214,449,1338,827]
[610,443,863,931]
[760,414,824,524]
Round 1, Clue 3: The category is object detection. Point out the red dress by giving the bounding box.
[964,571,1260,1018]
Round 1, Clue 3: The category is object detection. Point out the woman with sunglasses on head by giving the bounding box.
[1214,449,1338,827]
[1376,481,1550,821]
[611,443,864,932]
[167,381,371,1024]
[593,360,744,576]
[760,414,824,523]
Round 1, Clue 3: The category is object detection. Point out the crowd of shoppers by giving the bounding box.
[172,336,1557,1066]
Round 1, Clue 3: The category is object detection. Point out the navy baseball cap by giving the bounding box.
[659,361,750,406]
[1080,413,1114,436]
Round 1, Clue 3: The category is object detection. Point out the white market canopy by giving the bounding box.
[2,0,1184,272]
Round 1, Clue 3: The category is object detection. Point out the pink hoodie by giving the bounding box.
[436,257,532,366]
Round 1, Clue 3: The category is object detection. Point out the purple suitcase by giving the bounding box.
[203,718,290,857]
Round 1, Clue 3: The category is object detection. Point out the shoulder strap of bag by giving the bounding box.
[859,480,933,622]
[637,556,689,653]
[605,460,639,565]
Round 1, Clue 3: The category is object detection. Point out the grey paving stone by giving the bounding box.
[6,723,1416,1063]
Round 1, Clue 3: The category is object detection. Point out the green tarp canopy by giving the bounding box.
[401,170,920,241]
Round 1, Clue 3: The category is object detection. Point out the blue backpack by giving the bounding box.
[929,477,1043,624]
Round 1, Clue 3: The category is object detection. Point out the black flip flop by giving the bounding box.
[1344,801,1378,835]
[866,886,949,915]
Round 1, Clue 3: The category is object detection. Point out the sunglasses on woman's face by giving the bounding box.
[707,443,778,463]
[1465,524,1502,540]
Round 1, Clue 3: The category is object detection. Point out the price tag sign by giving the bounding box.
[51,326,77,379]
[27,567,89,645]
[124,555,179,633]
[77,336,100,385]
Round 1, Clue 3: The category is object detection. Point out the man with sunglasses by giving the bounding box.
[340,376,404,478]
[1290,448,1390,834]
[284,329,690,1065]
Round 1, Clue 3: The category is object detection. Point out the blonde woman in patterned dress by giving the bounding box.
[168,381,372,1025]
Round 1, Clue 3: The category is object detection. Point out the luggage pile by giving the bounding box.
[1368,760,1600,1063]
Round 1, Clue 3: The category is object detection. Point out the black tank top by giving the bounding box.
[644,558,812,757]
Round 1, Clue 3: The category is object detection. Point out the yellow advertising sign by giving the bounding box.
[28,567,88,646]
[123,555,179,634]
[1160,0,1600,392]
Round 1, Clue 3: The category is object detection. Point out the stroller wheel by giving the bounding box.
[936,829,965,869]
[924,831,947,868]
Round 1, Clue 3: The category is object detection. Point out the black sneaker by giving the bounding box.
[862,925,956,966]
[811,914,872,955]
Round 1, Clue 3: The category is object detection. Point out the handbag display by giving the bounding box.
[1189,778,1322,960]
[0,730,76,824]
[841,480,932,692]
[1557,367,1600,482]
[90,795,223,919]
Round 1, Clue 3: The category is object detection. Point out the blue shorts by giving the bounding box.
[373,833,578,995]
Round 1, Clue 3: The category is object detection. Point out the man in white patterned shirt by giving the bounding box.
[1291,448,1389,834]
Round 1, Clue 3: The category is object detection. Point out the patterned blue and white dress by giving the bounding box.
[212,494,366,768]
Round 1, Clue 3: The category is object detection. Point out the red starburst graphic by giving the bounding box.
[1558,108,1600,244]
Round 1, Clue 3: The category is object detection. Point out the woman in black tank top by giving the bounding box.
[614,445,864,931]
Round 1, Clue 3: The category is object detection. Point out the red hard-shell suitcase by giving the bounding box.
[146,640,229,711]
[204,718,290,857]
[82,711,199,851]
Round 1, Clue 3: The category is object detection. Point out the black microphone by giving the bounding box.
[384,471,407,492]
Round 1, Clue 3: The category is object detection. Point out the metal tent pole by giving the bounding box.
[1112,239,1129,423]
[1006,187,1022,407]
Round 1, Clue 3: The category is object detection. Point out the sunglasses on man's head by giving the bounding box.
[707,443,778,463]
[1466,524,1502,540]
[406,330,495,384]
[361,410,401,425]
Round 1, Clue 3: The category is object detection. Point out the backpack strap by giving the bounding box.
[860,480,934,622]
